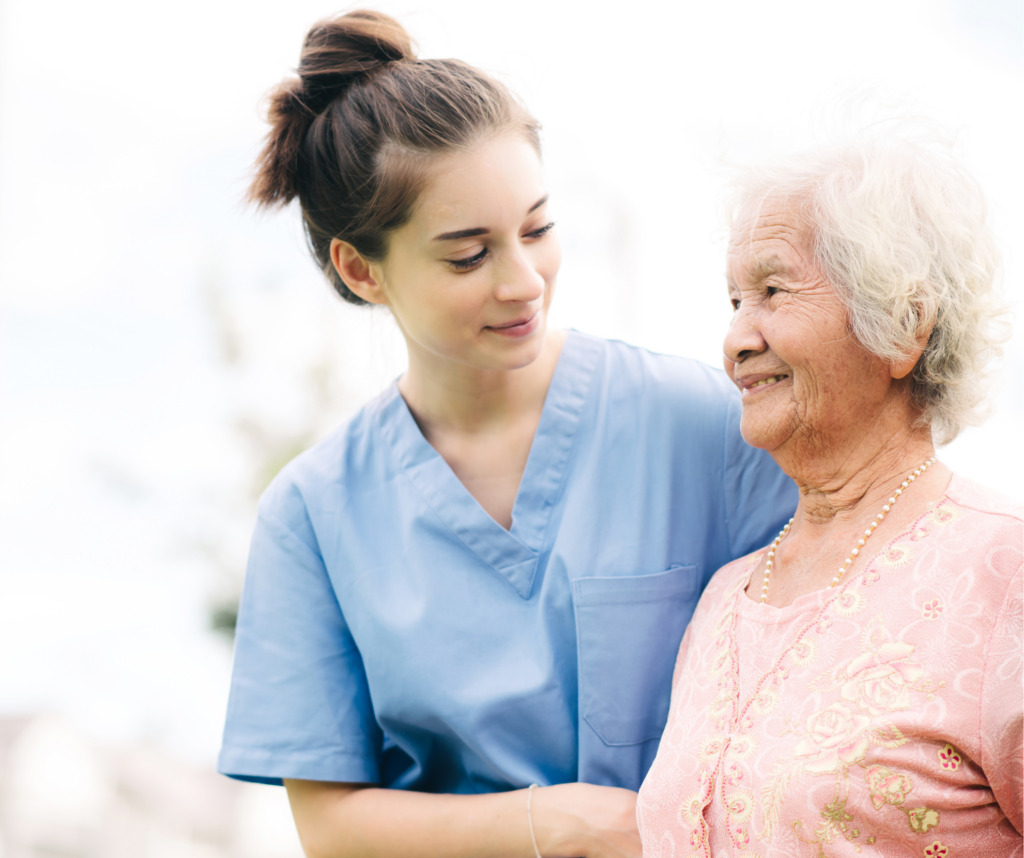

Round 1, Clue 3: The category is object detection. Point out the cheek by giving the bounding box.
[723,356,738,385]
[538,237,562,282]
[762,311,832,372]
[394,275,471,336]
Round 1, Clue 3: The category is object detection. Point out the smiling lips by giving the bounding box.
[739,373,790,395]
[487,312,539,338]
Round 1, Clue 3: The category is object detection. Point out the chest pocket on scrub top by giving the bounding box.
[572,565,700,746]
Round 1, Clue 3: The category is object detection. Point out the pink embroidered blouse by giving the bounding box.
[637,475,1023,858]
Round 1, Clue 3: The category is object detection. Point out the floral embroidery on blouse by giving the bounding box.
[791,703,873,775]
[861,567,882,586]
[638,480,1022,858]
[830,616,944,713]
[698,734,726,765]
[908,525,932,543]
[882,541,914,567]
[937,743,961,771]
[866,764,911,808]
[864,765,941,829]
[833,588,866,618]
[789,638,818,667]
[703,567,947,854]
[907,806,941,834]
[725,789,756,821]
[929,499,961,526]
[681,790,704,825]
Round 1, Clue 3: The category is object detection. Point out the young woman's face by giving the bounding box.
[374,133,560,373]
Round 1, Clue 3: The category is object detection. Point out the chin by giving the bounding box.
[457,343,536,374]
[739,415,783,452]
[487,327,547,367]
[498,343,545,372]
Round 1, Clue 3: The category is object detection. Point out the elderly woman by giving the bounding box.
[637,141,1022,857]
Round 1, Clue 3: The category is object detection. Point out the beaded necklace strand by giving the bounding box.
[759,457,937,604]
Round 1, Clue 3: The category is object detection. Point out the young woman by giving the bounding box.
[218,11,796,858]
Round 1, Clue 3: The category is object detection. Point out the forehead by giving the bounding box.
[407,134,545,236]
[727,197,814,277]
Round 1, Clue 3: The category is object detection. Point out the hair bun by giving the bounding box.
[249,10,414,208]
[298,10,415,111]
[250,8,539,307]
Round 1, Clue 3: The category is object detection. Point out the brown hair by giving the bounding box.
[249,9,541,305]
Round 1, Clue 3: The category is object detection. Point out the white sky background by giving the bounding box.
[0,0,1021,779]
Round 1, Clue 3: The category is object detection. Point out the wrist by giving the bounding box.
[529,784,593,858]
[526,784,542,858]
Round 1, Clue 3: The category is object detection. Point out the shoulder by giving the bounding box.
[911,473,1024,610]
[945,473,1023,527]
[256,384,401,530]
[575,333,753,471]
[695,551,762,618]
[712,550,764,594]
[939,474,1023,567]
[578,331,737,410]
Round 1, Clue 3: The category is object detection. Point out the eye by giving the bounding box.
[447,247,488,272]
[765,284,782,298]
[730,296,741,311]
[526,221,555,239]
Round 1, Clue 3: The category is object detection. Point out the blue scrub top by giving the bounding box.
[219,332,796,792]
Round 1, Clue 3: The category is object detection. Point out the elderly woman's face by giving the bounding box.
[723,200,895,454]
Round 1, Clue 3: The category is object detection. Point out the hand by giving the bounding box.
[530,783,641,858]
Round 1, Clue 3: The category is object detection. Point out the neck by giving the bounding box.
[755,418,948,607]
[770,383,939,526]
[786,426,936,527]
[397,329,566,437]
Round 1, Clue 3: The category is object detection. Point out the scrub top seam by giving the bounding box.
[529,338,604,566]
[375,384,540,597]
[373,332,603,599]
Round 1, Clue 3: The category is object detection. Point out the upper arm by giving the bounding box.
[218,479,383,786]
[285,779,370,857]
[980,564,1024,833]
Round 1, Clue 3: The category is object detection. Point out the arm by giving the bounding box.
[285,780,641,858]
[979,563,1023,834]
[219,492,384,786]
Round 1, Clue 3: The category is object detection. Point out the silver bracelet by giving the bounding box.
[527,783,542,858]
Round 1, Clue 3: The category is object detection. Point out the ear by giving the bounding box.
[889,306,936,380]
[330,239,388,305]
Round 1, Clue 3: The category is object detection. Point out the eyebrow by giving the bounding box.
[431,195,549,242]
[750,255,794,280]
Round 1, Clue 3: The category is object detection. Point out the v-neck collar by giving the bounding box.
[376,330,602,599]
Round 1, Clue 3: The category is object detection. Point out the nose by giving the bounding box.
[723,303,767,365]
[493,247,545,304]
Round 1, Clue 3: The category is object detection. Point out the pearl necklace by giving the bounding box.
[759,457,937,604]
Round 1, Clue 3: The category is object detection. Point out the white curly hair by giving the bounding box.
[728,138,1011,445]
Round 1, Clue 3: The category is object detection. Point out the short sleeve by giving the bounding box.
[980,563,1024,833]
[218,477,382,786]
[722,393,798,557]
